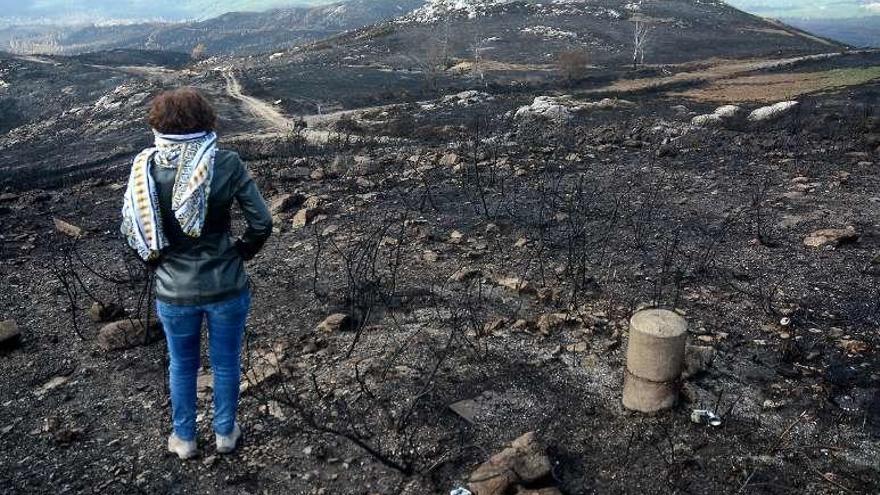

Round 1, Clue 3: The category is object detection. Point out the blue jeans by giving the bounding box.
[156,289,251,441]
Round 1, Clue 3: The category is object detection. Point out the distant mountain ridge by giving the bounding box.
[0,0,423,56]
[0,0,857,59]
[782,16,880,48]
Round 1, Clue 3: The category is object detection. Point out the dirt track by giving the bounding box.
[222,68,293,131]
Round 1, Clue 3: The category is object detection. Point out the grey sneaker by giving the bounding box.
[215,423,241,454]
[167,433,198,460]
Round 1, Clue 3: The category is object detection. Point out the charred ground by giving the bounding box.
[0,3,879,495]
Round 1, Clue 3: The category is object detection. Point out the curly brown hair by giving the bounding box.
[148,88,217,134]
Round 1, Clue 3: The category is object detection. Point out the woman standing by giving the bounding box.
[120,88,273,459]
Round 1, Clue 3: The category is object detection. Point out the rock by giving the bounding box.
[691,114,723,127]
[803,226,858,248]
[682,345,715,379]
[53,217,83,238]
[291,208,319,229]
[97,319,162,351]
[268,193,305,215]
[449,396,482,424]
[37,376,68,396]
[241,342,286,394]
[316,314,351,333]
[495,276,535,295]
[713,104,742,119]
[468,432,552,495]
[536,313,568,336]
[762,399,786,410]
[87,302,126,323]
[303,196,322,209]
[748,101,799,123]
[512,319,533,331]
[266,400,286,419]
[197,370,213,399]
[691,104,743,127]
[439,152,460,167]
[0,320,21,348]
[515,96,574,123]
[839,339,870,355]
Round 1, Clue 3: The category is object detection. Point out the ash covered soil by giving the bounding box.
[1,53,880,495]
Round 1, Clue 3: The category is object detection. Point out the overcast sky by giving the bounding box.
[0,0,878,23]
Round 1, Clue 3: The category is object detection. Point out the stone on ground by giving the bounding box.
[495,276,535,295]
[316,313,351,332]
[748,101,799,123]
[468,432,553,495]
[803,226,858,248]
[87,302,126,323]
[241,342,287,393]
[691,104,743,127]
[97,319,162,351]
[291,207,319,229]
[0,320,21,348]
[53,217,83,238]
[515,96,574,122]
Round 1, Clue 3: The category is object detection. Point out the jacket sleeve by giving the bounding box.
[231,156,273,261]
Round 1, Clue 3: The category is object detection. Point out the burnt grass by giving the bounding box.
[1,80,880,495]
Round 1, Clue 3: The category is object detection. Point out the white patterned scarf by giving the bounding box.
[121,131,218,261]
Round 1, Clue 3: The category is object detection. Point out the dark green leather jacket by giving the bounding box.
[149,150,272,305]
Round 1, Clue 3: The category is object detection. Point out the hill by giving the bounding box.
[234,0,844,115]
